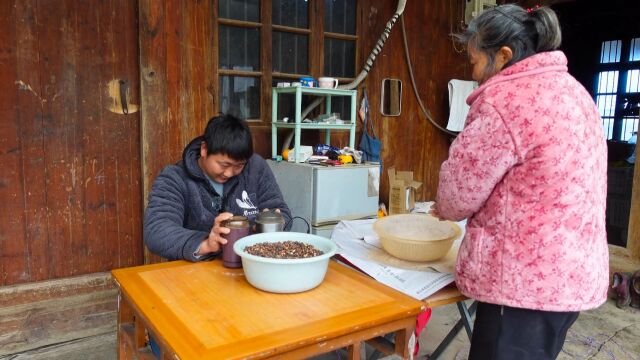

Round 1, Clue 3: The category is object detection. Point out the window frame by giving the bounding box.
[212,0,360,125]
[595,37,640,141]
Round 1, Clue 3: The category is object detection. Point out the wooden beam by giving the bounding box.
[261,0,273,125]
[609,244,640,276]
[0,273,117,357]
[2,333,117,360]
[628,144,639,260]
[139,0,170,265]
[139,0,214,264]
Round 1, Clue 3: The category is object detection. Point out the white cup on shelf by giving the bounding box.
[318,77,339,89]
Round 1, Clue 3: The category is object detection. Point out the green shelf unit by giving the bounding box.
[271,86,357,162]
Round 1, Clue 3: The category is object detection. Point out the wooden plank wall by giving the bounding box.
[0,273,117,358]
[630,159,639,259]
[139,0,215,199]
[358,0,469,202]
[0,0,143,286]
[139,0,215,263]
[137,0,468,219]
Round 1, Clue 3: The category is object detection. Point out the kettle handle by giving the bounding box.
[284,216,311,233]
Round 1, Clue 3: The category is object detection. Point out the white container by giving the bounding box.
[233,232,337,293]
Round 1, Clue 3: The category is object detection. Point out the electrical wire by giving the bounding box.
[400,14,459,137]
[282,0,460,151]
[281,0,408,153]
[450,0,467,54]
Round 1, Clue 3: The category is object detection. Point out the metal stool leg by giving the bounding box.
[457,301,475,339]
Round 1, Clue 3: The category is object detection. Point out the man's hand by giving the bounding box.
[197,212,234,255]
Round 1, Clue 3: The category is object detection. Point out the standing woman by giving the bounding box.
[432,4,608,360]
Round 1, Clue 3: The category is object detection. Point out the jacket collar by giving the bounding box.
[182,136,206,180]
[467,51,569,105]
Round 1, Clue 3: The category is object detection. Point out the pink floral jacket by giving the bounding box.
[437,51,609,311]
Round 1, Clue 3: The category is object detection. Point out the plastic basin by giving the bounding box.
[373,214,461,262]
[233,232,337,293]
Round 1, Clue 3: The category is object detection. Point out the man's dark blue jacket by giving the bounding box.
[144,137,291,261]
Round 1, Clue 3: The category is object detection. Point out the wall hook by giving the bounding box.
[119,79,129,115]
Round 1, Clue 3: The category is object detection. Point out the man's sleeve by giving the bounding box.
[436,105,519,221]
[143,168,210,261]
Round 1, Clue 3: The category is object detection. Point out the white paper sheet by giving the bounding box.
[331,215,466,300]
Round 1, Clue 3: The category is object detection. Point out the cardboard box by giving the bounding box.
[388,168,422,215]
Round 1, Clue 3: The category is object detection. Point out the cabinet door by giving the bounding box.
[312,166,379,224]
[267,161,315,232]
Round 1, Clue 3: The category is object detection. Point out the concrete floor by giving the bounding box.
[312,296,640,360]
[417,297,640,360]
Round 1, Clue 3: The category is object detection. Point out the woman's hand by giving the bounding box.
[428,203,444,220]
[197,212,234,255]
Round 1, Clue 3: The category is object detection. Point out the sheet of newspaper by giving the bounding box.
[331,214,466,301]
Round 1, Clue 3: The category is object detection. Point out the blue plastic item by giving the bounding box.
[299,77,317,87]
[359,90,382,163]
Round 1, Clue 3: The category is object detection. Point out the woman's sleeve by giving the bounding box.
[436,104,519,221]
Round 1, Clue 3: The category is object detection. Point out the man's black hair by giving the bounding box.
[202,114,253,160]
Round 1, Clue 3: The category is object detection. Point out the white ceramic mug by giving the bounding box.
[318,77,339,89]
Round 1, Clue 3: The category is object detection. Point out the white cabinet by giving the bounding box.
[268,160,379,235]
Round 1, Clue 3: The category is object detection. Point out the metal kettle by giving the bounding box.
[255,210,285,233]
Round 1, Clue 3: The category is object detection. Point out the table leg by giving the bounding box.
[428,301,477,360]
[364,327,411,360]
[117,292,136,360]
[394,327,411,359]
[348,342,362,360]
[117,291,158,360]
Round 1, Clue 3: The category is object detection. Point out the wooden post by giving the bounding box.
[628,144,640,260]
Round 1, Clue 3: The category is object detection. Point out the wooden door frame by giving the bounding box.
[628,146,639,260]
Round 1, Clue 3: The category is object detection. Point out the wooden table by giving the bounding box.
[112,260,425,360]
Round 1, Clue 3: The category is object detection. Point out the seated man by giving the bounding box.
[144,114,291,261]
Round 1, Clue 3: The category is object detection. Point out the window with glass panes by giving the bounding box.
[216,0,358,123]
[595,37,640,141]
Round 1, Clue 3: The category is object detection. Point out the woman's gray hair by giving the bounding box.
[454,4,562,69]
